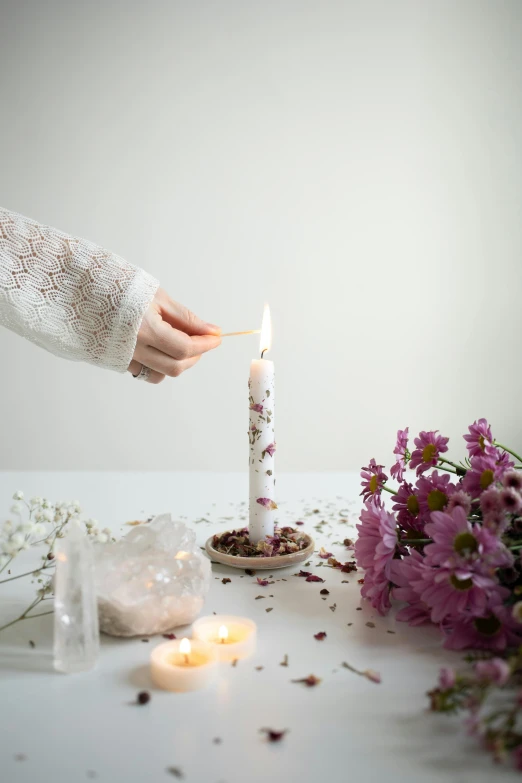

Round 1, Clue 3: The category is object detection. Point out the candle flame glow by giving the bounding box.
[219,625,229,642]
[259,304,272,357]
[179,638,191,655]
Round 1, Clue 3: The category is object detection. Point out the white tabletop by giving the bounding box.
[0,472,516,783]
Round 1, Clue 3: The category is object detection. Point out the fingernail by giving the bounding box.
[205,323,221,335]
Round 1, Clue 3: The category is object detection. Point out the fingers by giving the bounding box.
[133,346,202,378]
[154,288,221,336]
[154,321,221,360]
[127,359,165,385]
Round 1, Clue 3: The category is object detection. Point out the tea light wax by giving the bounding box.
[150,637,218,692]
[192,615,257,662]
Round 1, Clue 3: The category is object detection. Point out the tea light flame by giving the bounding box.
[259,304,271,358]
[219,625,229,643]
[179,637,191,664]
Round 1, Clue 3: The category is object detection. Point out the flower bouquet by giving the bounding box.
[355,420,522,769]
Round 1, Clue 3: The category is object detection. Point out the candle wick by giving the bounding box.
[261,349,267,359]
[183,654,189,665]
[220,638,225,644]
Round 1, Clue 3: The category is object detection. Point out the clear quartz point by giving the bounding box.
[53,520,99,673]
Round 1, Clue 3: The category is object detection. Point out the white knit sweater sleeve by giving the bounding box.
[0,207,159,372]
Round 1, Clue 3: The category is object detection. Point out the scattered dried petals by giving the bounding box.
[137,691,151,705]
[260,728,288,742]
[329,604,337,612]
[387,630,396,635]
[296,521,304,526]
[255,595,265,600]
[318,547,333,559]
[296,570,311,577]
[255,666,264,671]
[28,640,35,649]
[256,498,278,510]
[222,578,231,584]
[141,639,149,643]
[314,632,327,640]
[257,577,270,586]
[250,403,264,413]
[263,443,276,458]
[344,538,354,547]
[126,519,148,526]
[365,622,375,629]
[245,568,255,576]
[266,607,274,613]
[280,654,289,667]
[163,633,176,640]
[320,588,330,595]
[292,675,321,687]
[232,659,238,667]
[341,662,381,684]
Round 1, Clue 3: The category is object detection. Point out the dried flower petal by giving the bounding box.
[245,568,255,576]
[263,443,276,458]
[319,547,333,559]
[255,595,265,600]
[257,577,269,586]
[260,728,288,742]
[137,691,151,705]
[329,604,337,612]
[166,767,184,779]
[163,633,176,640]
[363,669,382,684]
[314,632,327,640]
[296,521,304,526]
[320,588,330,595]
[291,675,321,687]
[306,574,325,583]
[266,607,273,613]
[296,570,311,578]
[222,578,231,584]
[365,622,375,629]
[250,403,264,413]
[280,654,289,667]
[256,498,278,510]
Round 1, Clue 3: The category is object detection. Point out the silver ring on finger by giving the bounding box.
[132,364,151,382]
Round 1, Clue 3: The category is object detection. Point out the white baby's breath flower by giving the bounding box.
[85,519,96,530]
[2,520,13,533]
[30,496,42,507]
[10,532,25,548]
[12,490,24,501]
[41,509,54,523]
[96,532,109,544]
[32,524,46,537]
[10,503,22,514]
[41,498,49,509]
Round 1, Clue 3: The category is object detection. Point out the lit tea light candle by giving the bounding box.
[150,637,218,692]
[192,615,257,662]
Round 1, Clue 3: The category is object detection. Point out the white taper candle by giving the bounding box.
[248,306,275,544]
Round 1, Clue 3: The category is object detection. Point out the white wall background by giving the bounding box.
[0,0,521,472]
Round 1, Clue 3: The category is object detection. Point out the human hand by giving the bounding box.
[128,288,221,384]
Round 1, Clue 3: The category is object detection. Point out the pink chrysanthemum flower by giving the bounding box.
[390,550,431,626]
[416,471,456,517]
[442,599,522,651]
[409,431,449,475]
[390,428,409,483]
[502,470,522,492]
[360,567,393,616]
[462,453,510,497]
[446,490,472,516]
[464,419,493,457]
[392,482,422,530]
[438,667,456,689]
[360,459,388,503]
[424,506,513,573]
[414,564,507,624]
[500,487,522,515]
[355,500,397,578]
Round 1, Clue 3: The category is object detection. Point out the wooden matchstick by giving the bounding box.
[221,329,261,337]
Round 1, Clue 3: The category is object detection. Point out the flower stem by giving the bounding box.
[439,457,464,473]
[436,464,459,475]
[0,556,14,577]
[382,485,397,496]
[493,442,522,465]
[0,565,53,585]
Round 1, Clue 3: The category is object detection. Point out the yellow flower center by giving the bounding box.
[369,475,379,494]
[478,435,486,451]
[406,495,420,515]
[427,490,448,511]
[480,469,494,490]
[473,614,501,636]
[450,574,473,591]
[422,443,437,463]
[453,531,478,556]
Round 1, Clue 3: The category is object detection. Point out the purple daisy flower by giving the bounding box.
[424,506,513,572]
[414,564,507,624]
[392,482,422,530]
[390,550,431,626]
[409,431,449,475]
[416,471,456,517]
[446,490,472,516]
[462,454,501,497]
[500,487,522,514]
[442,599,522,651]
[360,567,393,616]
[390,428,409,482]
[464,419,492,457]
[503,470,522,492]
[360,459,388,503]
[355,500,398,578]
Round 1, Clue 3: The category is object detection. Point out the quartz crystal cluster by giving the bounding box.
[95,514,211,637]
